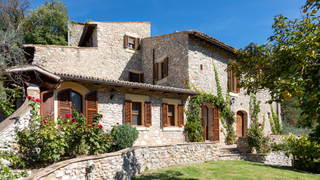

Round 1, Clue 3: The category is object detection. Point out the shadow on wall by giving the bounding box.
[114,150,141,180]
[118,49,142,81]
[132,170,198,180]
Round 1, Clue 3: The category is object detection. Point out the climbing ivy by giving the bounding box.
[269,105,284,134]
[185,62,236,144]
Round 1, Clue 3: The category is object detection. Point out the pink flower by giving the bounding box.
[72,119,76,122]
[117,122,119,125]
[98,125,103,129]
[36,98,41,103]
[101,115,103,118]
[265,145,267,148]
[259,123,262,126]
[64,122,67,124]
[27,96,31,100]
[273,138,275,140]
[44,120,48,123]
[268,148,271,150]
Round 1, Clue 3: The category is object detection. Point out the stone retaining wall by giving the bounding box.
[241,152,292,166]
[26,142,219,180]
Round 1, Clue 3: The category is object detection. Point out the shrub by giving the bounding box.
[283,133,320,173]
[110,123,139,151]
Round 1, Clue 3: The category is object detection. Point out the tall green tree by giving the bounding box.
[231,0,320,142]
[24,0,69,45]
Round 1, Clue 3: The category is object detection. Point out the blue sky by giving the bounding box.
[32,0,305,49]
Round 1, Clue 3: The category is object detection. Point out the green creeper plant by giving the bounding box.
[269,105,284,134]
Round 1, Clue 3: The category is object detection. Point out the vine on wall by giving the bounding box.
[185,62,236,144]
[269,105,284,134]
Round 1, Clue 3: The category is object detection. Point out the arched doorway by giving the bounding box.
[236,111,248,137]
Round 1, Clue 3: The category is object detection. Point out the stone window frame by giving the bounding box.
[128,70,144,83]
[124,32,140,54]
[125,94,150,131]
[228,59,240,95]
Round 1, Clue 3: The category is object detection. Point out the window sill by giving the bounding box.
[135,126,150,131]
[229,92,239,97]
[156,77,168,85]
[125,48,139,54]
[163,126,183,131]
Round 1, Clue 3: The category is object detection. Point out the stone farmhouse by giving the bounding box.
[0,21,280,146]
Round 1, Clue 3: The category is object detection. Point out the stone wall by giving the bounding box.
[69,22,85,46]
[32,22,151,82]
[142,32,189,89]
[26,142,219,180]
[240,152,292,166]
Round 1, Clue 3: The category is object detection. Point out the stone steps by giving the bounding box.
[218,154,241,161]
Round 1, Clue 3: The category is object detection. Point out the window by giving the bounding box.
[229,64,240,93]
[57,89,97,127]
[128,71,144,83]
[162,103,184,127]
[200,64,203,71]
[154,57,168,81]
[132,102,142,125]
[125,35,140,50]
[168,105,175,126]
[124,99,152,127]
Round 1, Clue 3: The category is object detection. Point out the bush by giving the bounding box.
[110,123,139,151]
[283,133,320,173]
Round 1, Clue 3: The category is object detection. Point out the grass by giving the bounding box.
[133,161,319,180]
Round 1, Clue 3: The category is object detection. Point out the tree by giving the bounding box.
[24,0,69,45]
[0,0,32,116]
[231,0,320,142]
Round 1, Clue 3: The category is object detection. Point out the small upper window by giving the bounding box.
[129,72,144,83]
[154,57,168,81]
[125,35,140,50]
[229,64,240,93]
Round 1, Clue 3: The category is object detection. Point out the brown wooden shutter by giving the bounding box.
[128,72,133,82]
[125,100,132,125]
[41,91,54,118]
[178,104,184,127]
[201,103,206,141]
[135,38,140,50]
[124,35,129,48]
[237,78,240,93]
[140,73,144,83]
[243,115,248,137]
[144,102,152,126]
[58,89,71,119]
[213,106,220,142]
[164,57,168,77]
[86,91,98,127]
[162,103,168,127]
[154,63,158,81]
[229,64,234,92]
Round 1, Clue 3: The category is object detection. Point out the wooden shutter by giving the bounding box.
[135,38,140,50]
[41,91,54,118]
[140,73,144,83]
[128,72,133,82]
[144,102,152,126]
[154,63,158,81]
[162,103,168,127]
[243,114,248,137]
[164,57,168,77]
[213,106,220,142]
[201,103,206,140]
[237,78,240,93]
[86,91,98,127]
[58,89,71,119]
[178,104,184,127]
[229,65,234,92]
[125,100,132,125]
[124,35,129,48]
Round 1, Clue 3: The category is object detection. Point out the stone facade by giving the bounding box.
[26,142,219,180]
[69,22,85,47]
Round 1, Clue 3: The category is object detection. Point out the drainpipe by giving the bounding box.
[153,49,155,85]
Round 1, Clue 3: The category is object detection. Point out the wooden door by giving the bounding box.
[213,106,220,142]
[236,111,243,137]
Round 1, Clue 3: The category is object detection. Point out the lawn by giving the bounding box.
[133,161,319,180]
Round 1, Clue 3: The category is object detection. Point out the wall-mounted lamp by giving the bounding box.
[230,97,236,105]
[110,88,116,100]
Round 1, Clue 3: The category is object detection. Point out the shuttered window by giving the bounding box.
[125,100,132,125]
[229,64,240,93]
[162,103,168,127]
[124,35,140,50]
[85,91,98,127]
[128,72,144,83]
[154,57,169,81]
[144,102,152,126]
[168,105,175,126]
[41,91,54,118]
[132,102,142,125]
[58,89,72,119]
[178,105,184,127]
